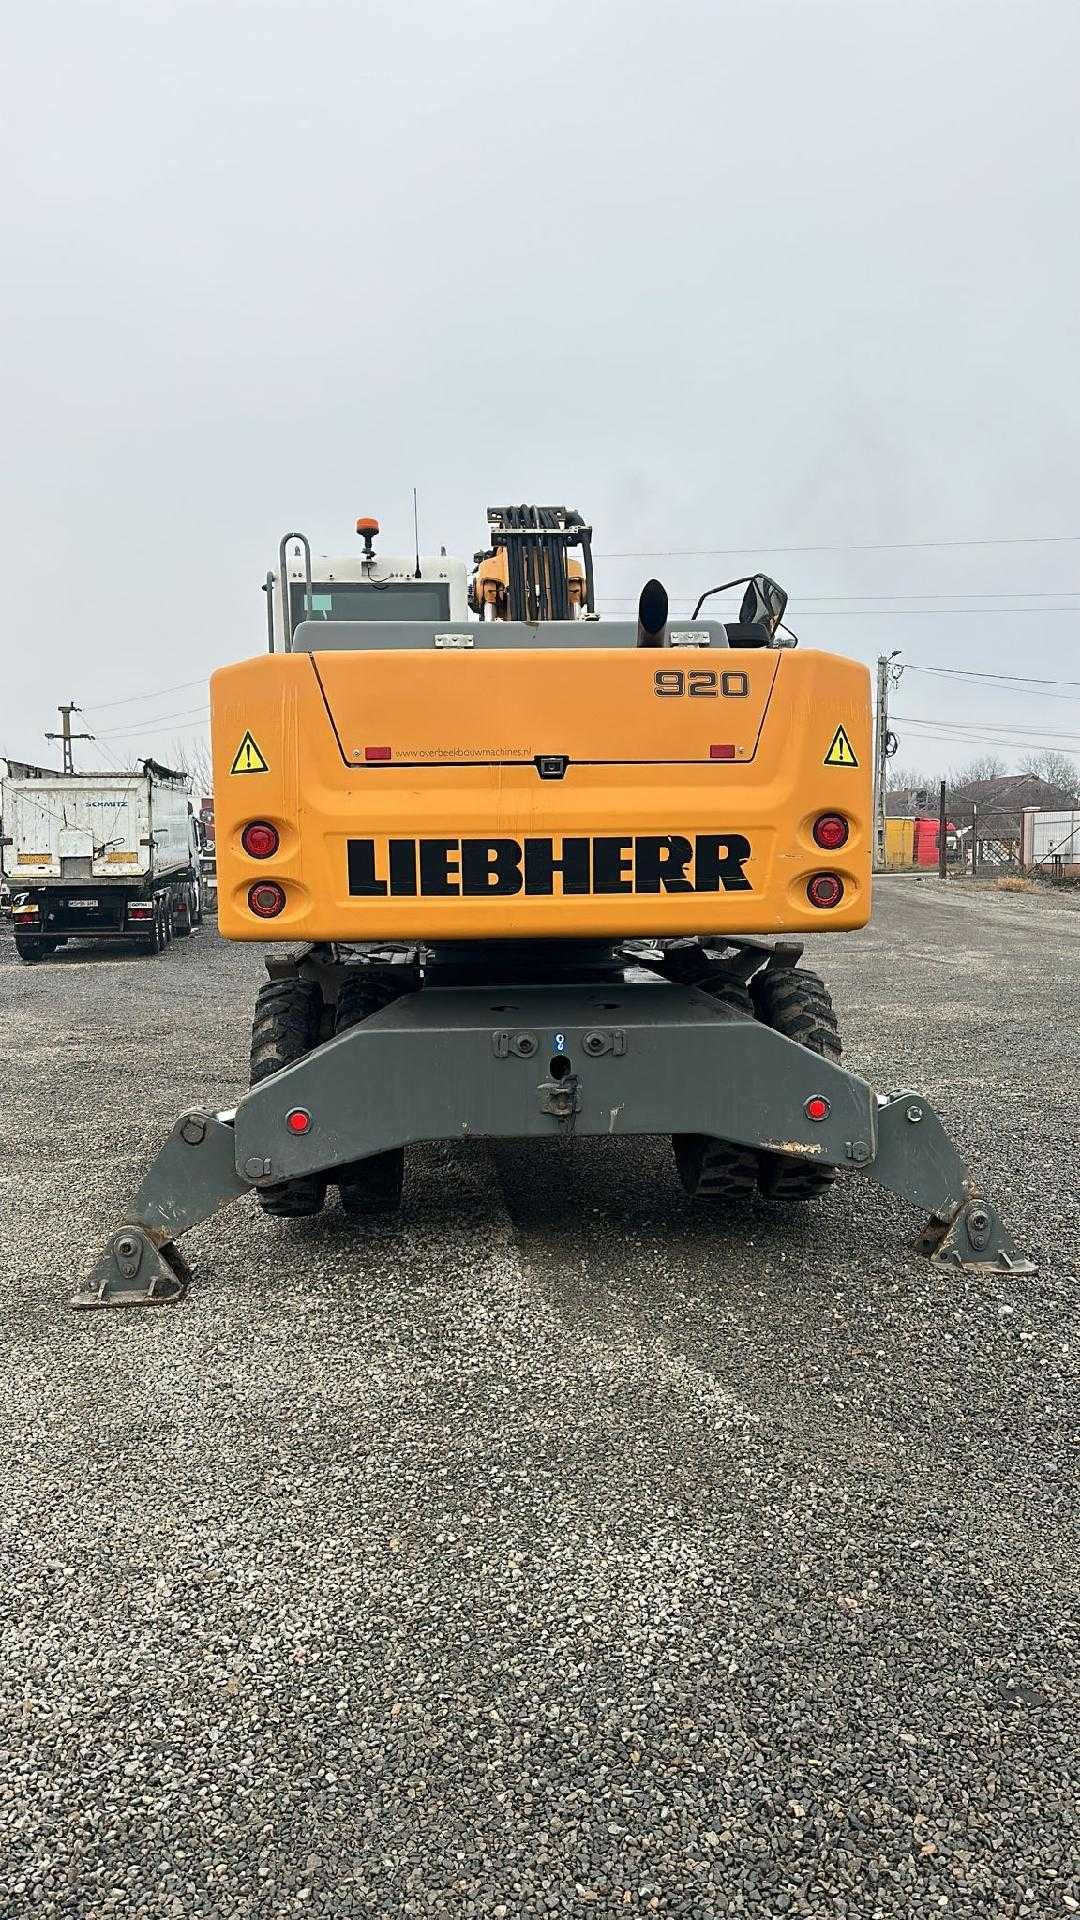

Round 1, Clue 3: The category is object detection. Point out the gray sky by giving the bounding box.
[3,0,1079,782]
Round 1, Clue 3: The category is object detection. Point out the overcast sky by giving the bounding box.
[2,0,1078,783]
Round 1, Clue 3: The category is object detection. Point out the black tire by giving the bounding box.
[751,966,842,1201]
[673,981,760,1202]
[332,970,404,1219]
[174,887,192,936]
[15,937,45,962]
[249,979,327,1218]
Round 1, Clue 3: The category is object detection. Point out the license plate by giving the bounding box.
[69,898,100,908]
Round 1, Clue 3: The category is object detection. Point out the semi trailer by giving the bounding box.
[74,507,1034,1307]
[2,758,203,960]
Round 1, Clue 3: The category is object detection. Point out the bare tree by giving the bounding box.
[168,734,213,798]
[885,762,934,795]
[1016,749,1080,800]
[945,753,1008,793]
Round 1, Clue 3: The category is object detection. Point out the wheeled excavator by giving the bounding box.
[74,506,1034,1306]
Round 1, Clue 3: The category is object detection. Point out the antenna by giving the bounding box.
[413,487,421,579]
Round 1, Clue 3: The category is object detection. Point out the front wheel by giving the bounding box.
[751,967,842,1201]
[672,980,760,1202]
[332,970,405,1219]
[249,979,328,1218]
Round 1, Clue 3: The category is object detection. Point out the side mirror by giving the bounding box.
[738,574,788,636]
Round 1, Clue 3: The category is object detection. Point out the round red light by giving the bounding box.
[242,821,279,859]
[285,1107,312,1135]
[812,813,849,851]
[248,881,286,919]
[805,1095,830,1122]
[807,872,844,910]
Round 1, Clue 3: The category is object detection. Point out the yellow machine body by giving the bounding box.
[211,646,872,942]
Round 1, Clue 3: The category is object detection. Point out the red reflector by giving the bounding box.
[805,1095,830,1122]
[364,746,392,762]
[807,872,844,910]
[241,820,279,859]
[285,1107,312,1135]
[813,812,849,851]
[709,744,736,760]
[248,881,286,919]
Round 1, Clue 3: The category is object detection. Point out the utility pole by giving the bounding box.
[872,652,902,870]
[45,701,93,775]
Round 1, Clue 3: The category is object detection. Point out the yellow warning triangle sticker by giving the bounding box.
[230,731,269,775]
[824,725,859,768]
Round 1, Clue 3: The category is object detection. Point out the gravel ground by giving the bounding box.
[1,880,1077,1919]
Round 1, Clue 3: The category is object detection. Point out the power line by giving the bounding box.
[82,677,208,713]
[95,707,210,738]
[896,715,1080,750]
[597,588,1080,603]
[895,711,1080,737]
[906,663,1080,691]
[595,533,1080,558]
[594,600,1080,617]
[896,725,1080,756]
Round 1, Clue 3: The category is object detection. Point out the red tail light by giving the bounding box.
[241,821,279,859]
[812,813,849,851]
[807,873,844,910]
[248,881,286,918]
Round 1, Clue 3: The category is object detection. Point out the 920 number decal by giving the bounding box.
[653,668,749,698]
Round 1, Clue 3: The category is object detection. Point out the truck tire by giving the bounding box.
[249,979,327,1218]
[147,901,166,953]
[332,970,405,1219]
[672,982,760,1203]
[751,967,841,1201]
[15,936,55,962]
[173,886,193,936]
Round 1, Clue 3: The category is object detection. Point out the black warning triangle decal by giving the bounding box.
[230,731,269,775]
[824,725,859,768]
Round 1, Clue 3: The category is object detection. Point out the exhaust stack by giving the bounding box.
[636,579,669,648]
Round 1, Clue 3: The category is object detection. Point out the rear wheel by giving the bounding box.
[673,981,760,1203]
[333,970,404,1219]
[249,979,327,1218]
[751,966,841,1201]
[173,886,193,936]
[15,936,50,962]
